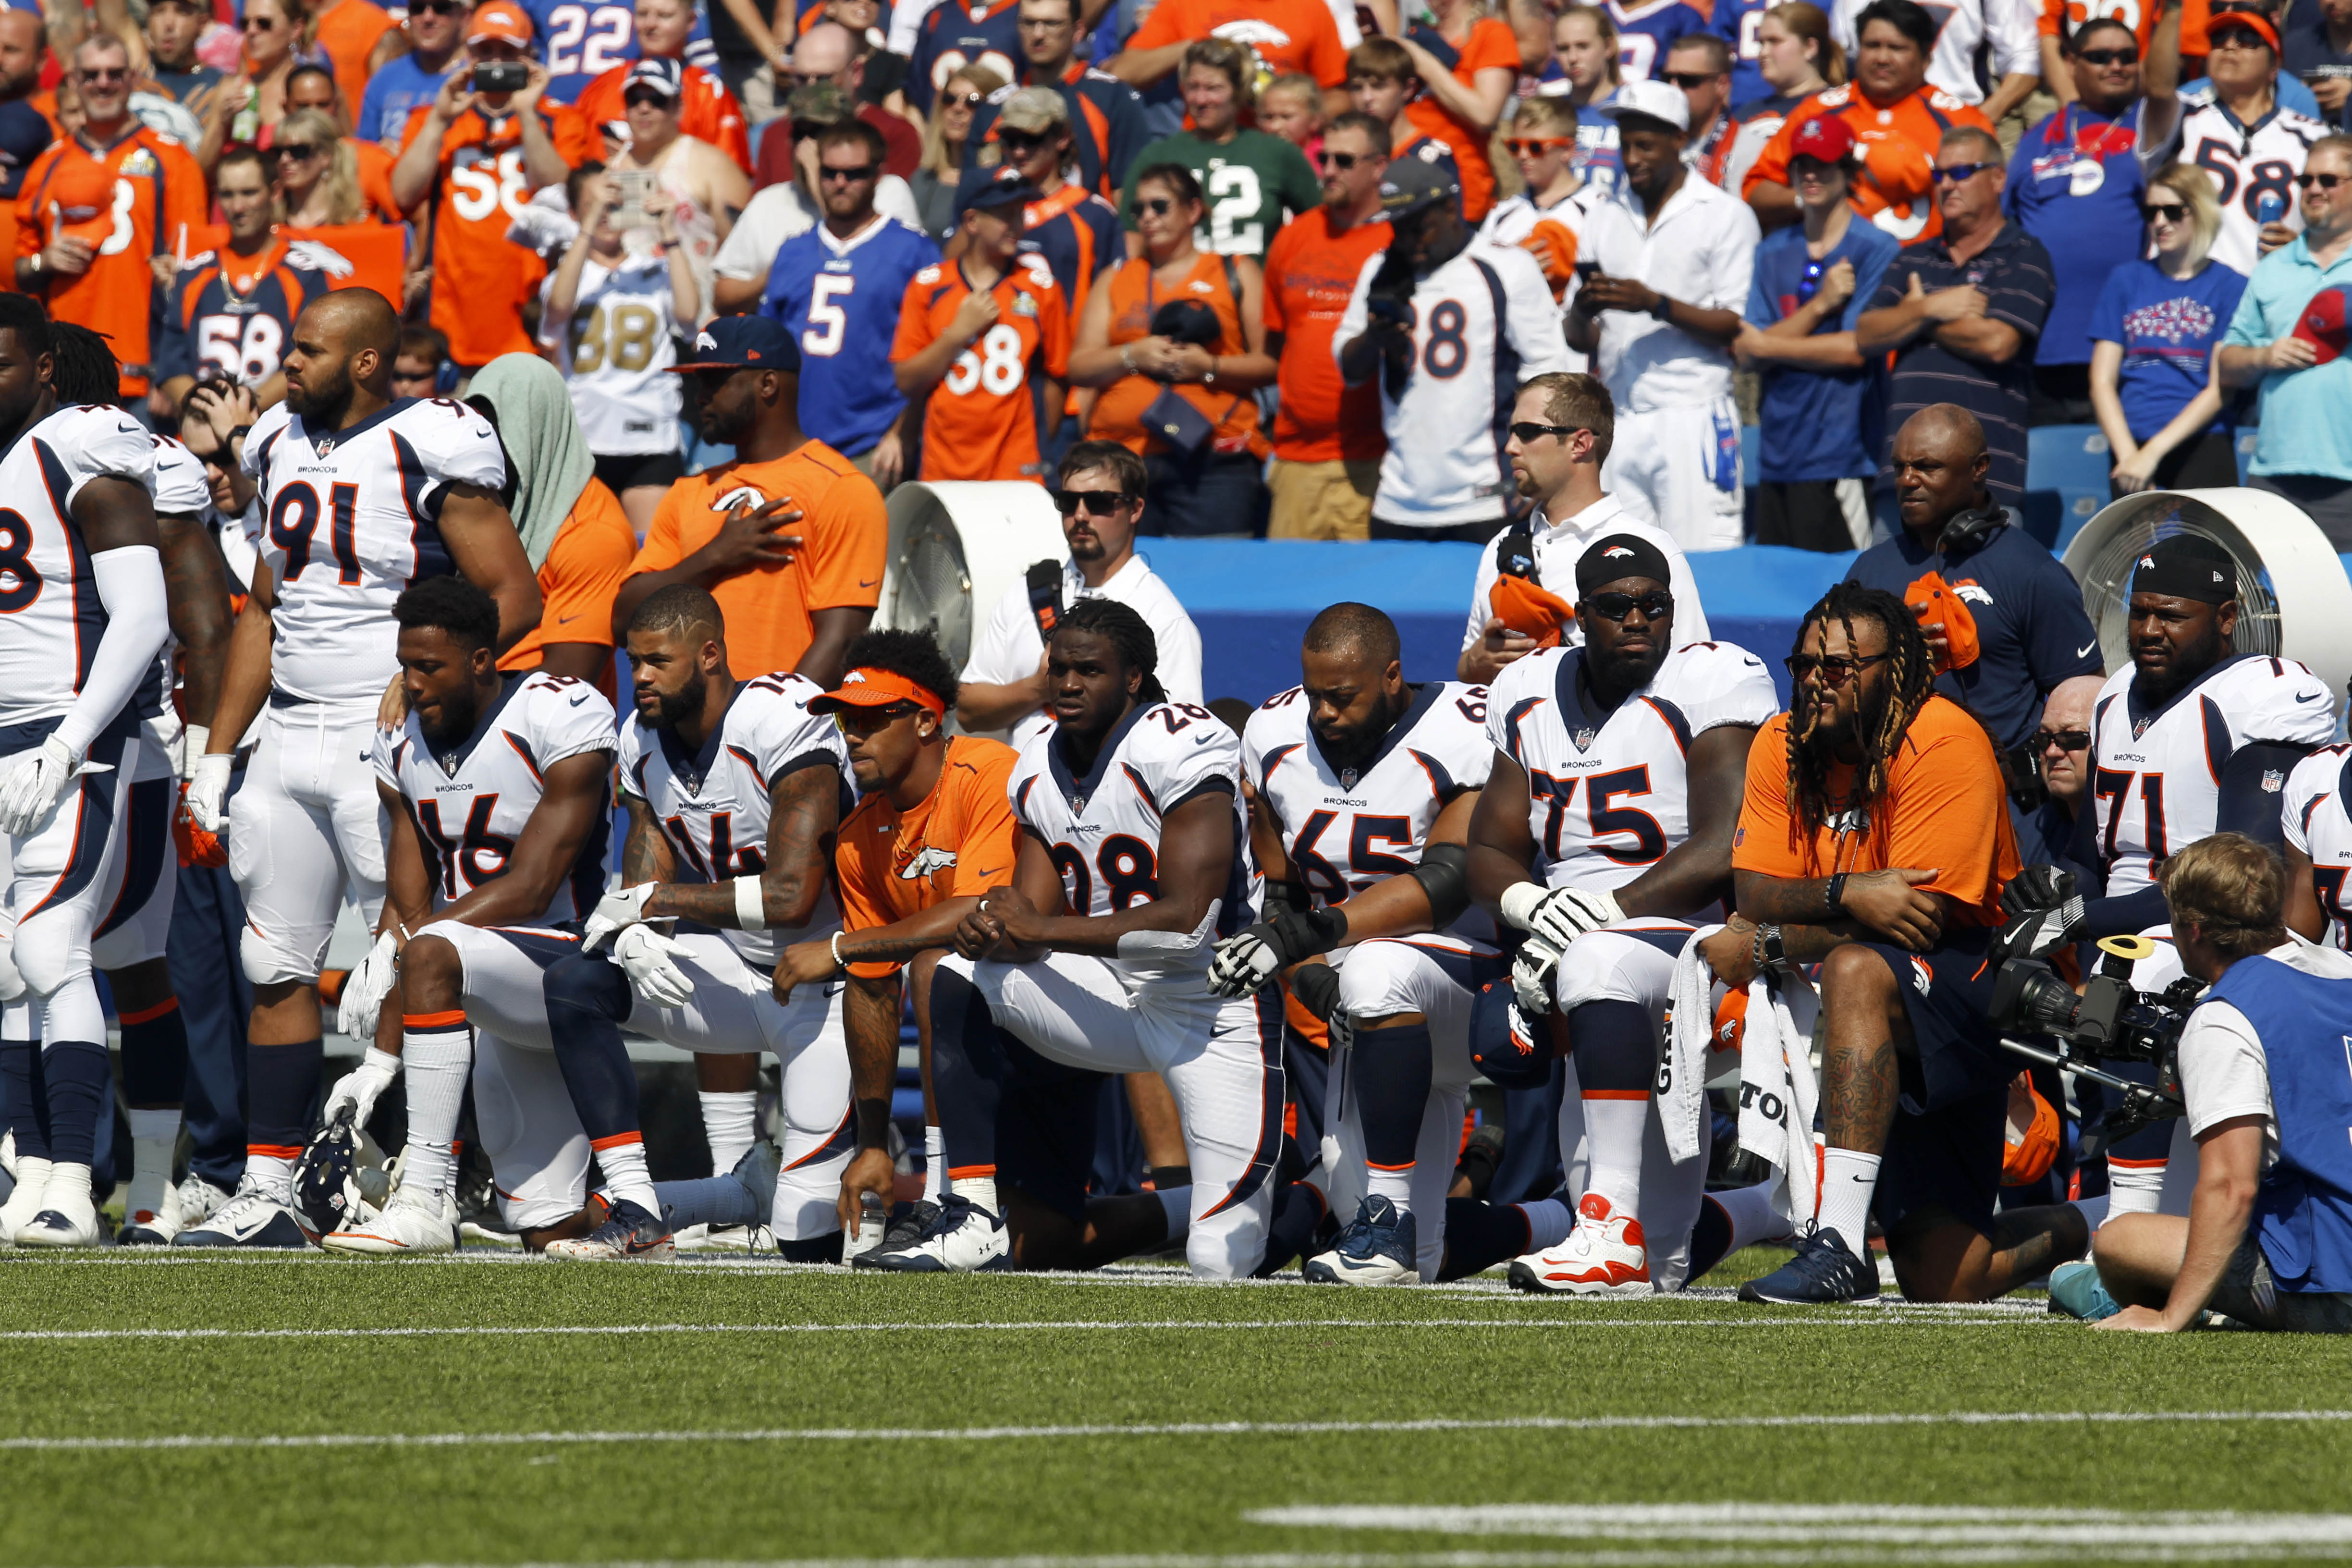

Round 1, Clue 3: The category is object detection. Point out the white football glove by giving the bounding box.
[1499,882,1624,950]
[612,922,695,1009]
[323,1046,401,1129]
[1511,930,1565,1015]
[186,751,233,834]
[1206,925,1285,998]
[0,735,78,835]
[585,882,662,951]
[337,931,401,1040]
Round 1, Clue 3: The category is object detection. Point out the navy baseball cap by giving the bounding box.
[670,315,801,374]
[624,57,684,99]
[959,166,1040,220]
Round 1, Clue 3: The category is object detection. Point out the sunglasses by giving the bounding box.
[624,90,673,108]
[2140,200,2187,221]
[274,141,322,160]
[1000,129,1054,150]
[820,162,878,181]
[1509,420,1582,444]
[1583,590,1673,621]
[77,65,130,81]
[2076,45,2138,63]
[1661,70,1719,87]
[2296,172,2348,189]
[943,89,988,107]
[1138,196,1176,215]
[1052,488,1132,516]
[1785,651,1891,686]
[832,703,921,734]
[1931,160,1993,184]
[2030,727,2092,753]
[237,15,278,29]
[1317,148,1361,169]
[412,0,467,13]
[2209,29,2271,48]
[1504,136,1570,156]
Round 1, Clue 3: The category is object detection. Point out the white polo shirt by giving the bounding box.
[960,552,1206,749]
[1579,175,1760,414]
[1460,492,1711,652]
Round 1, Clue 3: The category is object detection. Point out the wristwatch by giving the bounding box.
[1825,871,1850,918]
[1751,923,1788,972]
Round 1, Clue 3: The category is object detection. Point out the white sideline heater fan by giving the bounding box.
[2062,488,2352,700]
[875,481,1070,674]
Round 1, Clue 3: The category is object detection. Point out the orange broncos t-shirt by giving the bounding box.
[1741,81,1992,248]
[1402,16,1520,223]
[1126,0,1352,87]
[628,441,888,679]
[835,734,1021,978]
[500,477,641,697]
[1262,205,1389,463]
[1730,693,2020,927]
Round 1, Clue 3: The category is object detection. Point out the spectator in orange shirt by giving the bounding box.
[1349,39,1463,196]
[1742,0,1993,246]
[308,0,398,131]
[1262,110,1391,539]
[773,628,1021,1242]
[615,315,887,690]
[391,2,593,370]
[14,35,210,404]
[1108,0,1354,116]
[893,171,1073,483]
[1398,0,1519,221]
[573,0,754,173]
[467,353,644,692]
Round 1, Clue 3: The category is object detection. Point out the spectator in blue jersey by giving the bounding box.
[2004,17,2146,425]
[907,0,1026,116]
[1736,111,1897,549]
[0,12,49,207]
[2284,0,2352,126]
[1711,0,1772,105]
[520,0,713,103]
[356,0,466,148]
[961,0,1151,201]
[976,87,1121,309]
[762,119,942,488]
[2088,162,2247,492]
[1844,402,2103,761]
[1719,0,1839,194]
[1539,4,1627,196]
[1608,0,1707,80]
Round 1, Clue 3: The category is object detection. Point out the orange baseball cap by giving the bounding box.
[809,667,945,719]
[467,2,533,45]
[46,156,117,245]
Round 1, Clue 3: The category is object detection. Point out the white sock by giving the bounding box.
[1519,1196,1575,1251]
[699,1090,758,1177]
[246,1152,294,1203]
[399,1020,473,1200]
[1580,1095,1648,1216]
[1714,1181,1794,1250]
[1366,1162,1415,1212]
[594,1136,661,1217]
[2107,1161,2167,1217]
[1154,1184,1189,1241]
[40,1160,93,1215]
[958,1175,999,1214]
[2070,1193,2112,1230]
[924,1123,946,1202]
[1817,1147,1882,1257]
[125,1107,180,1224]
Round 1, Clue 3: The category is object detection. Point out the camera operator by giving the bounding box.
[2090,833,2352,1334]
[1997,535,2333,1218]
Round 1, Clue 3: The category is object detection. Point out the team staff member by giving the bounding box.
[392,3,593,371]
[771,630,1020,1253]
[893,173,1072,483]
[14,34,209,405]
[1844,404,2100,760]
[1721,583,2094,1307]
[1743,0,1995,248]
[153,148,338,412]
[1119,40,1322,260]
[1263,111,1391,540]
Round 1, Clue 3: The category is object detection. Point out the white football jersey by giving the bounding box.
[1243,681,1494,906]
[135,433,217,723]
[2284,743,2352,951]
[1008,699,1257,981]
[0,403,156,730]
[372,671,621,923]
[2141,93,2326,277]
[616,671,853,968]
[241,395,510,708]
[539,255,686,457]
[1485,639,1779,892]
[2090,653,2336,900]
[1831,0,2037,105]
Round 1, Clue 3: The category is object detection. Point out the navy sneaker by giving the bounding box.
[2046,1260,2122,1321]
[1301,1195,1419,1285]
[852,1199,941,1269]
[858,1195,1009,1272]
[1736,1226,1881,1305]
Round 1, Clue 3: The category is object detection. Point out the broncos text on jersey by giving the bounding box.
[242,396,510,708]
[1008,700,1257,978]
[616,671,854,968]
[2090,653,2335,900]
[373,671,620,923]
[1242,681,1493,911]
[0,404,156,730]
[1486,640,1779,893]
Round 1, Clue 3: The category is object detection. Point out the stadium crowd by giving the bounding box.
[0,0,2343,1336]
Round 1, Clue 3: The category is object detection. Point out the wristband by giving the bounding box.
[831,929,849,972]
[226,423,252,446]
[853,1095,892,1151]
[734,874,767,931]
[1825,872,1849,918]
[1752,923,1786,972]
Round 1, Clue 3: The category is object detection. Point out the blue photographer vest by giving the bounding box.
[2206,953,2352,1295]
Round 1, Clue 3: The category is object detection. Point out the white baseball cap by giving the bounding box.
[1594,77,1690,133]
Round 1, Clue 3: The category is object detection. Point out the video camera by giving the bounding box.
[1990,934,2201,1151]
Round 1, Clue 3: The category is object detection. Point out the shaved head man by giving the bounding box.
[282,289,401,425]
[2013,673,2107,870]
[0,11,45,98]
[1841,402,2104,769]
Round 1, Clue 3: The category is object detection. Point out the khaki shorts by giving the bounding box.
[2209,1232,2352,1334]
[1266,457,1378,541]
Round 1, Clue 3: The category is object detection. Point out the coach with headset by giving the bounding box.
[2090,834,2352,1334]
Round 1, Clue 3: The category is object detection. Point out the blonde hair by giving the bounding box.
[1513,95,1577,135]
[274,108,361,225]
[1260,71,1323,116]
[920,63,1007,177]
[2146,162,2221,272]
[1553,5,1622,91]
[245,0,316,59]
[2161,833,2287,960]
[1764,2,1845,86]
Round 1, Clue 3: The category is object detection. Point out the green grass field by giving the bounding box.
[7,1245,2352,1568]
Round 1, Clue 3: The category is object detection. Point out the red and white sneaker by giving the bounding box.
[1506,1192,1651,1297]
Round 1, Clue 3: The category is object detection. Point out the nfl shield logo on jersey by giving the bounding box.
[1339,768,1360,790]
[1572,727,1597,750]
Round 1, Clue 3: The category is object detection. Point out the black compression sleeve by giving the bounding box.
[2217,741,2319,848]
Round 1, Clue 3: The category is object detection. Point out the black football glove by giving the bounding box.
[1993,865,2085,963]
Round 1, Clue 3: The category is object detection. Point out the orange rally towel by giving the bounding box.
[1489,573,1578,649]
[1903,571,1981,675]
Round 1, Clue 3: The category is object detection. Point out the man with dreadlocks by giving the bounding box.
[1724,582,2095,1306]
[920,597,1283,1278]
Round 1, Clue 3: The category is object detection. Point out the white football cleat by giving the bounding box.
[321,1187,457,1256]
[0,1154,52,1244]
[545,1198,674,1261]
[16,1167,99,1248]
[1301,1195,1419,1285]
[118,1180,184,1245]
[857,1195,1011,1272]
[1507,1191,1652,1297]
[172,1181,311,1249]
[175,1174,234,1229]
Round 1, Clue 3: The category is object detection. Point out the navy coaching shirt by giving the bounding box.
[1844,514,2103,752]
[1867,221,2056,506]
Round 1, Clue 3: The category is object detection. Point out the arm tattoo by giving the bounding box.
[649,765,837,929]
[620,797,669,887]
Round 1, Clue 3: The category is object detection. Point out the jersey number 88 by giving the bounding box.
[570,302,662,373]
